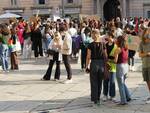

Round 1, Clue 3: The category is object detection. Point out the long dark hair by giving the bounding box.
[117,35,128,49]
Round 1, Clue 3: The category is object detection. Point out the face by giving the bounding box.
[108,36,113,42]
[91,33,96,41]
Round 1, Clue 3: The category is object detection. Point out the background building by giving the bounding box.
[95,0,150,19]
[0,0,150,20]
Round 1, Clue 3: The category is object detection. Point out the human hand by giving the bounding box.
[85,68,90,73]
[147,52,150,56]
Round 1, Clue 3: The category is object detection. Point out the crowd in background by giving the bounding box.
[0,16,150,105]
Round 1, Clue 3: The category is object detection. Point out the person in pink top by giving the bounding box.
[17,23,24,54]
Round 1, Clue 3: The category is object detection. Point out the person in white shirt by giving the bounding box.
[114,22,123,38]
[68,22,77,37]
[59,25,73,83]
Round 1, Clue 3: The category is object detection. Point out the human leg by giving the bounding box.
[109,72,116,98]
[43,60,55,80]
[63,55,72,80]
[54,61,61,80]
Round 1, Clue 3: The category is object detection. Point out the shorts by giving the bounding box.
[142,68,150,81]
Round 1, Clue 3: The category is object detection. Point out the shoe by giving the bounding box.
[54,79,60,82]
[41,78,49,81]
[6,70,9,73]
[146,97,150,104]
[131,66,135,71]
[64,79,72,84]
[127,98,132,102]
[109,97,116,101]
[94,100,101,106]
[117,102,128,105]
[102,96,108,101]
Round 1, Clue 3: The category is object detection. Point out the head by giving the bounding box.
[84,27,91,36]
[107,30,115,42]
[142,28,150,43]
[53,31,61,42]
[116,35,127,48]
[91,29,100,41]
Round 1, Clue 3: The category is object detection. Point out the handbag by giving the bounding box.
[15,40,21,51]
[47,49,56,55]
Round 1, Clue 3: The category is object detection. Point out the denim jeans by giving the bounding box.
[103,72,116,97]
[116,64,131,104]
[0,44,9,71]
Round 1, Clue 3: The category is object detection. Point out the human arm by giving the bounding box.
[139,52,150,57]
[86,49,91,71]
[114,47,121,63]
[138,43,149,58]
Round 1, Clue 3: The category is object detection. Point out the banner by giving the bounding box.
[127,35,141,51]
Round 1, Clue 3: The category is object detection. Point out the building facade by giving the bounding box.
[95,0,150,19]
[0,0,150,19]
[0,0,94,19]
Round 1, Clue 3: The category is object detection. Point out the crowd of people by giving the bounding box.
[0,16,150,106]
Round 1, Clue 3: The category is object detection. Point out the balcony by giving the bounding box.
[3,7,25,13]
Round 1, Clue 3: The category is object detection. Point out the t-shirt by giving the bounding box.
[88,42,106,60]
[106,42,115,59]
[139,42,150,68]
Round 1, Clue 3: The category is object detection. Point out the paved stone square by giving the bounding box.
[0,55,149,113]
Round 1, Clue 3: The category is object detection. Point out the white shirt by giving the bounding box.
[61,32,72,55]
[68,27,77,37]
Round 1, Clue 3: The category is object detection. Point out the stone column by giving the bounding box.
[97,0,100,16]
[122,0,127,17]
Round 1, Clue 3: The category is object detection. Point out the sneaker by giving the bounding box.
[127,98,132,102]
[146,97,150,104]
[131,66,135,71]
[102,96,108,101]
[54,79,60,82]
[109,97,116,101]
[64,79,72,84]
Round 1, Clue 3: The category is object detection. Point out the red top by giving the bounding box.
[117,48,128,64]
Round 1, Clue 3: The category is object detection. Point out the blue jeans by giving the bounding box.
[116,64,131,104]
[103,72,116,97]
[0,44,9,71]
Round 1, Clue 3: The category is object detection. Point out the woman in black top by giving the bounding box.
[86,29,107,105]
[31,22,43,59]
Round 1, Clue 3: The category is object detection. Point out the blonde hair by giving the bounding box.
[53,31,61,42]
[91,29,100,41]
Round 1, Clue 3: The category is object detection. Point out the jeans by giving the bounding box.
[62,54,72,80]
[116,64,131,104]
[90,60,104,103]
[0,44,9,71]
[43,60,60,80]
[103,72,116,97]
